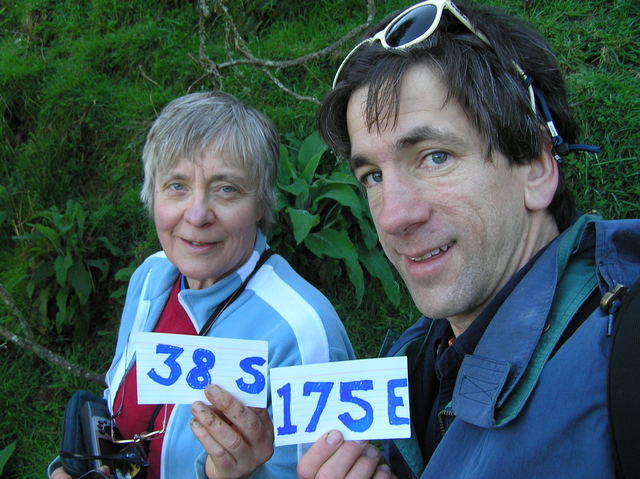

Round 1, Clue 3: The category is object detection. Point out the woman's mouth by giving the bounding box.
[183,238,216,248]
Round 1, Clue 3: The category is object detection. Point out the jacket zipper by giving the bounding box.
[438,407,456,436]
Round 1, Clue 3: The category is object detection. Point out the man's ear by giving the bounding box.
[524,141,559,212]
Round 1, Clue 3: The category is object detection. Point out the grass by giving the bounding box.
[0,0,638,476]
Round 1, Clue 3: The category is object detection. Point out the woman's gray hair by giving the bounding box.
[140,91,280,231]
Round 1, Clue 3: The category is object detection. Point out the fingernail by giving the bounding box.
[365,445,380,459]
[191,402,206,416]
[326,430,343,446]
[378,463,391,472]
[204,384,221,400]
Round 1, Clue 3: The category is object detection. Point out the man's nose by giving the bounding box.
[373,173,431,236]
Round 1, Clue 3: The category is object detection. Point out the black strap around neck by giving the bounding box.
[198,249,274,336]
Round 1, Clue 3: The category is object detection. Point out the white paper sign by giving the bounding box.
[135,332,268,407]
[270,357,410,446]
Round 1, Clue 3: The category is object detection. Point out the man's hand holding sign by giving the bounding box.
[136,333,409,478]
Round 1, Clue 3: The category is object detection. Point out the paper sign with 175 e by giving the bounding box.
[270,357,410,446]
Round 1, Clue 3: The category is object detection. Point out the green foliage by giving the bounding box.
[272,132,400,306]
[13,200,122,340]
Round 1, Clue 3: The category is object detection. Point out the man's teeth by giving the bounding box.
[409,244,450,262]
[191,241,204,246]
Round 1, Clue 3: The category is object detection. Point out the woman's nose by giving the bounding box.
[184,193,215,227]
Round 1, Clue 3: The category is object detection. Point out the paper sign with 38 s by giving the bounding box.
[135,332,268,407]
[270,357,410,446]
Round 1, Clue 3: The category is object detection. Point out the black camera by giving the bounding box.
[79,400,147,479]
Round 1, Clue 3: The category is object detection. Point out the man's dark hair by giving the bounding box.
[318,1,578,231]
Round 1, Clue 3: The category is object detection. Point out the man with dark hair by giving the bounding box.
[298,1,640,478]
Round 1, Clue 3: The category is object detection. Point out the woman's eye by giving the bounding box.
[361,170,383,187]
[220,185,238,194]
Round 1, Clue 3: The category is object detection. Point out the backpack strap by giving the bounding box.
[608,278,640,479]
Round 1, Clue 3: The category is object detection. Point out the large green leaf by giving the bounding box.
[98,236,123,256]
[279,177,309,206]
[304,228,364,304]
[313,183,362,217]
[68,260,92,302]
[327,169,360,187]
[278,146,295,186]
[302,150,324,185]
[54,253,73,286]
[297,131,326,183]
[286,207,320,244]
[87,258,109,276]
[55,288,69,331]
[356,216,379,250]
[67,199,86,233]
[359,246,401,307]
[32,223,61,250]
[0,441,16,474]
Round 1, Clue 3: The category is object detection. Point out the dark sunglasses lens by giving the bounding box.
[385,4,438,47]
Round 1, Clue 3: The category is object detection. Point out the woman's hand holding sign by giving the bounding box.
[190,384,274,479]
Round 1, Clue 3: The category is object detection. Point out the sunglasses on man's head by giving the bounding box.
[333,0,491,88]
[333,0,536,117]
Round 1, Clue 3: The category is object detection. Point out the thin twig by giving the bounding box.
[138,64,161,87]
[260,68,321,105]
[0,283,34,340]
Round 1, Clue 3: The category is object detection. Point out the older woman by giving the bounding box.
[49,91,354,478]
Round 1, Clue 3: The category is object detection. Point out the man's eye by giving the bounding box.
[425,151,449,166]
[361,171,383,187]
[169,183,185,191]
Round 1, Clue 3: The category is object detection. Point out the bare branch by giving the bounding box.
[0,282,103,384]
[260,68,321,105]
[196,0,377,103]
[0,323,104,385]
[197,0,222,82]
[211,0,376,69]
[0,283,34,340]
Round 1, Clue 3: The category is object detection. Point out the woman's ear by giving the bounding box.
[524,140,559,212]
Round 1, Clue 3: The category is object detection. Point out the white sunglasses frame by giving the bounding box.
[332,0,535,112]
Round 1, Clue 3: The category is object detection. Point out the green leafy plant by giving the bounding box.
[13,199,122,341]
[272,132,400,307]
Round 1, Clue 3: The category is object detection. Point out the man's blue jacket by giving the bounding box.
[385,216,640,478]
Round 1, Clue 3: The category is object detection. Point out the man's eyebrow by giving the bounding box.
[396,125,466,151]
[349,154,370,172]
[349,125,466,171]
